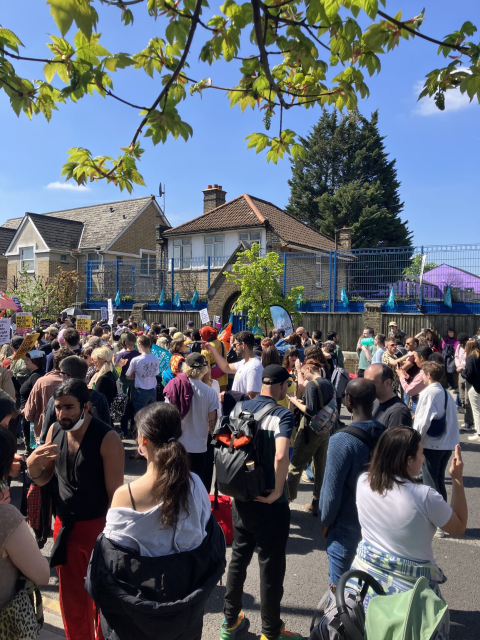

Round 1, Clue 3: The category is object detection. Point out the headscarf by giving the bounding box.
[200,326,218,342]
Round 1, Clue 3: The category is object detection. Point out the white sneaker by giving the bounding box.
[434,528,445,539]
[467,434,480,442]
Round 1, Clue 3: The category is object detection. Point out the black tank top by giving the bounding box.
[52,416,112,522]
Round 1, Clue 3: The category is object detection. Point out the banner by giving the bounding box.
[269,305,293,337]
[444,285,453,308]
[101,307,108,320]
[199,308,210,325]
[340,287,349,309]
[13,333,40,360]
[386,286,396,311]
[76,315,91,335]
[151,343,172,375]
[15,312,33,334]
[0,318,11,344]
[107,299,114,325]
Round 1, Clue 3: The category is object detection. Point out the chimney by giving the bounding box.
[337,226,352,250]
[203,184,226,214]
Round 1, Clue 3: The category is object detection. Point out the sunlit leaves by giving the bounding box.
[47,0,98,38]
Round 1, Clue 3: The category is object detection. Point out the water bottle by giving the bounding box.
[29,423,37,450]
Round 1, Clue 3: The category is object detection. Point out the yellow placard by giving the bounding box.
[13,333,40,360]
[76,315,91,335]
[15,312,33,334]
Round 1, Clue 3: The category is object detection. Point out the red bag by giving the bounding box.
[209,484,233,545]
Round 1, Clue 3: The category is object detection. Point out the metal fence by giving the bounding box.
[84,244,480,314]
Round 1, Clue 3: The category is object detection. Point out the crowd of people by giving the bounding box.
[0,314,475,640]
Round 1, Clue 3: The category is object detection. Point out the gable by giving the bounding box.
[8,218,48,253]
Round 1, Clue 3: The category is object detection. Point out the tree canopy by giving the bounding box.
[1,1,479,191]
[287,109,411,248]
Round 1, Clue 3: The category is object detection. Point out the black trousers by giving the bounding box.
[423,448,452,502]
[188,451,207,484]
[224,500,290,639]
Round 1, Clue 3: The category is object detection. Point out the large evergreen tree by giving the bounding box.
[286,110,412,248]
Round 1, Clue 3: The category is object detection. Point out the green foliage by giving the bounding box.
[225,244,303,335]
[287,110,411,248]
[1,2,480,187]
[403,254,438,276]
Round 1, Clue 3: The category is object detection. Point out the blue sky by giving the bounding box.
[1,0,478,246]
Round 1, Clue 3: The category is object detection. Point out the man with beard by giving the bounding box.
[27,379,124,640]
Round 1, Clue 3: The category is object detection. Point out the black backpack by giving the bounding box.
[212,401,277,502]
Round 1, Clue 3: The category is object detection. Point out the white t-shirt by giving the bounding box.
[233,357,263,395]
[211,379,221,413]
[126,353,159,390]
[356,473,453,563]
[166,378,218,453]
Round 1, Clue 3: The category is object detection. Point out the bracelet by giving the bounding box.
[28,466,45,481]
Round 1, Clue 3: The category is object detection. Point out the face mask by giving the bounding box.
[60,411,85,432]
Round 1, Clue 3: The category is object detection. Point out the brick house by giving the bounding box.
[2,196,169,301]
[159,185,336,309]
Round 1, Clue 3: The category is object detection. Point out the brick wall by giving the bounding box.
[109,201,159,254]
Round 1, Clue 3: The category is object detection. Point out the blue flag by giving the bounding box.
[190,289,199,307]
[173,291,181,308]
[158,289,164,307]
[228,311,234,323]
[114,290,121,307]
[444,285,452,308]
[296,293,303,308]
[340,287,349,308]
[386,286,396,311]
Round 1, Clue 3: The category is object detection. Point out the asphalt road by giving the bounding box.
[11,414,480,640]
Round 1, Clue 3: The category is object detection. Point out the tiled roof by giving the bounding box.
[0,228,16,255]
[1,218,22,230]
[41,196,156,249]
[164,194,334,252]
[26,213,83,251]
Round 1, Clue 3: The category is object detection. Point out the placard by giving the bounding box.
[101,307,108,320]
[151,343,172,375]
[199,308,210,325]
[76,315,91,336]
[0,318,11,344]
[11,296,22,312]
[213,315,221,329]
[107,299,114,325]
[15,312,33,335]
[13,333,40,360]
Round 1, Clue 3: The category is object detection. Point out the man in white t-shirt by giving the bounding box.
[164,352,218,485]
[126,334,159,415]
[202,330,262,399]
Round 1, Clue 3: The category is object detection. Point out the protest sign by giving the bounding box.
[101,307,108,320]
[151,343,172,375]
[13,333,40,360]
[76,316,91,335]
[213,315,221,329]
[199,308,210,325]
[107,299,114,325]
[11,296,22,312]
[0,318,11,344]
[15,312,33,335]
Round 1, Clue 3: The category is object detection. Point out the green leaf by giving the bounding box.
[47,0,75,36]
[291,144,305,161]
[324,0,341,20]
[362,0,378,20]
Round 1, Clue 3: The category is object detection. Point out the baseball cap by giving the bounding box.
[187,321,194,327]
[388,321,397,327]
[457,332,470,342]
[172,331,184,341]
[185,352,207,368]
[46,326,59,336]
[262,364,292,385]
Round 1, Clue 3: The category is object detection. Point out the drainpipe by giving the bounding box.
[69,251,81,303]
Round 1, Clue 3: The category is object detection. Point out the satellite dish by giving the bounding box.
[159,183,164,197]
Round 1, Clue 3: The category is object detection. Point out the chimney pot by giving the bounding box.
[207,185,212,189]
[213,183,218,188]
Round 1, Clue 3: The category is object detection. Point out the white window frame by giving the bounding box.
[239,231,262,244]
[172,238,191,268]
[140,252,156,277]
[19,245,35,273]
[87,252,100,272]
[204,234,224,266]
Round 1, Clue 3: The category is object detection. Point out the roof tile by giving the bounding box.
[0,228,16,255]
[26,213,83,251]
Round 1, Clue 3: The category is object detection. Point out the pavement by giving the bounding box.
[9,406,480,640]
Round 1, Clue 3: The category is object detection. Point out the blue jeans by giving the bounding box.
[133,387,156,415]
[326,524,361,588]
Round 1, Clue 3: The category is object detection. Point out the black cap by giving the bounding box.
[457,332,470,342]
[185,352,207,368]
[262,364,291,385]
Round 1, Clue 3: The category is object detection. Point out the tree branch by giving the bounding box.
[251,0,289,109]
[0,47,62,65]
[377,10,470,54]
[103,88,149,110]
[304,25,330,53]
[0,76,24,97]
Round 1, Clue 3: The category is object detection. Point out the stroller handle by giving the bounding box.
[336,570,386,640]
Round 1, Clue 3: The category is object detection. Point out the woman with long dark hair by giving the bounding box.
[86,403,226,640]
[353,427,467,634]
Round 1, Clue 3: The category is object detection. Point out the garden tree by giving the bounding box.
[7,267,84,321]
[403,254,438,276]
[225,244,303,336]
[1,1,479,191]
[286,109,412,248]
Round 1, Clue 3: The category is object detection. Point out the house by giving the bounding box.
[1,196,169,301]
[420,264,480,301]
[160,185,338,304]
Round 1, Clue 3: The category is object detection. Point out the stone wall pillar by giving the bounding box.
[363,302,382,334]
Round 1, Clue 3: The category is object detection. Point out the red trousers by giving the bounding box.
[53,516,106,640]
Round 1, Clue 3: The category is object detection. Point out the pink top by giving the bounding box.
[400,370,426,397]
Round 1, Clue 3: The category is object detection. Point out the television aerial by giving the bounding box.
[158,182,166,216]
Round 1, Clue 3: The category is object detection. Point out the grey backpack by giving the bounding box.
[309,571,385,640]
